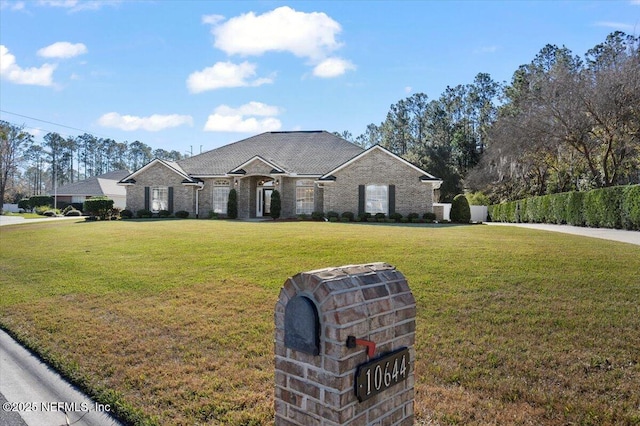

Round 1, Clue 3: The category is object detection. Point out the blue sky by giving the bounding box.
[1,1,639,154]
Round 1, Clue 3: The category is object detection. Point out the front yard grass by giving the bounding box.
[0,220,639,425]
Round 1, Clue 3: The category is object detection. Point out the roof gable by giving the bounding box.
[228,155,288,175]
[320,145,441,181]
[119,159,196,184]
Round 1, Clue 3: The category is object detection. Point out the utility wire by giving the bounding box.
[0,109,112,139]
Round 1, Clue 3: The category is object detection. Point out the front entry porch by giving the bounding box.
[236,175,279,219]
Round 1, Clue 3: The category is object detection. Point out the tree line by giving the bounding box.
[0,125,185,204]
[342,31,640,202]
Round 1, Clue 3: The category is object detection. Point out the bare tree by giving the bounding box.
[0,121,33,211]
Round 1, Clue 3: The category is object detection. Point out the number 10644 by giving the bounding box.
[355,347,410,402]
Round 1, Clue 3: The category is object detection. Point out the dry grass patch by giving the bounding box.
[1,220,639,425]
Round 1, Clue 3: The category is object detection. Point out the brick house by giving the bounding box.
[118,131,442,219]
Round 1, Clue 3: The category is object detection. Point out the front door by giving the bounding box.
[256,180,274,217]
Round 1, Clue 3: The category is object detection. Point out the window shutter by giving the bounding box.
[168,187,174,213]
[389,185,396,215]
[358,185,365,216]
[144,187,150,211]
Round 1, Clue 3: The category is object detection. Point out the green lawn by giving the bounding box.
[1,220,639,425]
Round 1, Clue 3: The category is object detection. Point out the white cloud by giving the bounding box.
[404,86,412,94]
[98,112,193,132]
[38,0,121,12]
[37,42,87,59]
[0,45,56,86]
[210,6,342,60]
[215,101,281,117]
[200,6,355,79]
[186,61,273,93]
[202,14,224,25]
[595,21,635,32]
[312,57,356,78]
[204,102,282,133]
[473,45,499,54]
[0,1,26,11]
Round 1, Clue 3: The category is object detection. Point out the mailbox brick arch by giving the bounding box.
[274,263,416,426]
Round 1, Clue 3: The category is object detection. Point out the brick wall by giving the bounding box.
[125,163,195,214]
[274,263,416,426]
[322,148,436,217]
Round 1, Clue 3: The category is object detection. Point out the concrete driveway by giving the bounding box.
[485,222,640,246]
[0,216,82,226]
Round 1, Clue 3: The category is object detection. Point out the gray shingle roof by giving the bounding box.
[54,170,130,196]
[178,131,364,176]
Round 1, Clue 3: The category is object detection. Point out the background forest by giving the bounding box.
[340,31,640,202]
[2,31,639,206]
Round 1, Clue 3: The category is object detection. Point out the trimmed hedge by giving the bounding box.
[83,197,114,220]
[489,185,640,230]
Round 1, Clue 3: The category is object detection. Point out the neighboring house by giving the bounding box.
[118,131,442,219]
[52,170,130,210]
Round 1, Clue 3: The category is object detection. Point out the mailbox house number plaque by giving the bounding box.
[355,347,410,402]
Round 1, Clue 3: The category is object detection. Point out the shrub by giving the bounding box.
[137,209,152,218]
[28,195,54,212]
[341,211,354,222]
[466,192,491,206]
[83,197,114,220]
[227,189,238,219]
[270,190,281,220]
[423,212,437,222]
[311,211,325,221]
[175,210,189,219]
[599,186,624,229]
[451,194,471,223]
[358,212,372,222]
[374,213,386,222]
[407,213,419,221]
[550,193,569,224]
[208,211,219,220]
[389,212,403,222]
[121,209,134,219]
[622,185,640,230]
[35,205,52,215]
[158,209,171,218]
[17,198,31,212]
[326,211,340,220]
[567,191,585,226]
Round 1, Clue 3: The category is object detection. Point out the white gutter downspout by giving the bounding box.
[195,182,204,218]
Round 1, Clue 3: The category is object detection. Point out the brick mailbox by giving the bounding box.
[274,263,416,425]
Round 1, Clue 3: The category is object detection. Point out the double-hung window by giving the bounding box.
[296,180,315,215]
[212,180,231,214]
[151,187,168,213]
[365,184,388,215]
